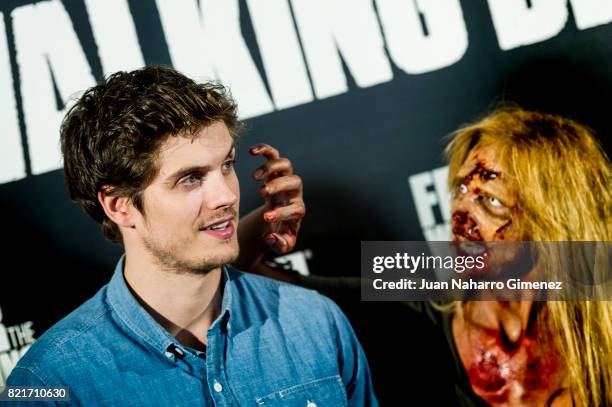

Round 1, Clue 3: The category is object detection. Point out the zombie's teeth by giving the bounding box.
[460,242,484,255]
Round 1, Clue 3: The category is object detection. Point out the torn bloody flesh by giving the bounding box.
[452,211,483,241]
[494,220,513,240]
[464,326,563,404]
[464,161,500,183]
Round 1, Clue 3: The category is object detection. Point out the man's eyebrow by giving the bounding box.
[164,143,236,184]
[227,143,236,156]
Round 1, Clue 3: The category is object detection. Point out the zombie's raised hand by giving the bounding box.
[248,143,305,253]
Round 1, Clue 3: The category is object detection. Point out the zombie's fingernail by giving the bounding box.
[253,169,264,179]
[264,212,275,222]
[265,235,277,245]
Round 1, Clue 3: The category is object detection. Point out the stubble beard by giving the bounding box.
[142,233,239,276]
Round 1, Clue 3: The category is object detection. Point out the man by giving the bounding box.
[5,66,377,406]
[254,108,611,406]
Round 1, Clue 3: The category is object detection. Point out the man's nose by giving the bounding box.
[205,173,238,210]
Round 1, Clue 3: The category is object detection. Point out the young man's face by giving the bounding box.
[133,121,239,273]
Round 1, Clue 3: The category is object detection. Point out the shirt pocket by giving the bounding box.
[255,375,347,407]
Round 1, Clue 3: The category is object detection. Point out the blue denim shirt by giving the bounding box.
[5,257,377,406]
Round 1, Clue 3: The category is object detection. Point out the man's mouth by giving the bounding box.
[203,220,231,230]
[200,217,235,239]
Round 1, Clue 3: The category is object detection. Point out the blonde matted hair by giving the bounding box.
[444,107,611,407]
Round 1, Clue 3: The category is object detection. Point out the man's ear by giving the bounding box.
[98,190,136,228]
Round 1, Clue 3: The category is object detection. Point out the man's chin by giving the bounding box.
[200,247,238,268]
[179,259,235,275]
[191,249,239,274]
[153,247,239,275]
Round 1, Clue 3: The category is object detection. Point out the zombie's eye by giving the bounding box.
[488,196,503,207]
[483,171,497,180]
[458,183,468,194]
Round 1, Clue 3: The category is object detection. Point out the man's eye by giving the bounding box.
[488,196,503,207]
[181,174,201,186]
[458,183,468,194]
[222,159,236,172]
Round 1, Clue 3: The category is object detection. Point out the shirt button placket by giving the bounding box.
[207,324,234,406]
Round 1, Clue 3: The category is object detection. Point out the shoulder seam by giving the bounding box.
[24,304,113,373]
[53,305,112,348]
[10,365,48,385]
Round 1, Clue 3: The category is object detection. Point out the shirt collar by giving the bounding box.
[106,255,232,356]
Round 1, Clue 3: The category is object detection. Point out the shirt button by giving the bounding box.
[307,401,317,407]
[213,381,223,393]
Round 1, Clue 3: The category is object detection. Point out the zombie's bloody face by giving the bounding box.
[450,144,525,275]
[451,144,570,406]
[451,144,517,242]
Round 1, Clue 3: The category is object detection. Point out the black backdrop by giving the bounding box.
[1,0,611,402]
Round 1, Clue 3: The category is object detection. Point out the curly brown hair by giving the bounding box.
[60,65,242,243]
